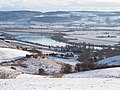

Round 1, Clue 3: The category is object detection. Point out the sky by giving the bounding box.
[0,0,120,12]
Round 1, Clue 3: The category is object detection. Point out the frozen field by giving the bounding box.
[64,31,120,45]
[3,30,120,46]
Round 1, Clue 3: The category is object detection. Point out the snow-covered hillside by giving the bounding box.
[13,57,62,74]
[0,67,22,79]
[0,64,120,90]
[0,48,31,62]
[64,67,120,78]
[96,56,120,66]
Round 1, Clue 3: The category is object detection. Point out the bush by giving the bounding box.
[75,60,96,71]
[38,68,45,75]
[75,63,82,72]
[26,54,32,58]
[10,67,16,70]
[52,73,64,78]
[61,64,72,73]
[22,47,28,51]
[33,54,38,59]
[18,63,28,68]
[30,49,42,56]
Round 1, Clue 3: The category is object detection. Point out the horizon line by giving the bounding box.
[0,10,120,13]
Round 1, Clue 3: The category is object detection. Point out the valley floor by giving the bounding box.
[0,37,120,90]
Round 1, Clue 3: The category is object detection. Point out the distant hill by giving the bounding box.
[0,11,120,25]
[0,11,42,21]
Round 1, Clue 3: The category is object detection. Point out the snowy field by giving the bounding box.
[0,66,120,90]
[65,31,120,45]
[4,31,67,47]
[0,48,31,62]
[0,74,120,90]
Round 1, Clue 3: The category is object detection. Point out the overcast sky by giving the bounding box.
[0,0,120,12]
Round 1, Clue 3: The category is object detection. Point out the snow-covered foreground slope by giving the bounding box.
[64,67,120,78]
[0,74,120,90]
[0,67,22,79]
[0,48,31,62]
[96,56,120,66]
[0,66,120,90]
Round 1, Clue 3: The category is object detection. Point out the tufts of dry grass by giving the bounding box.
[52,73,64,78]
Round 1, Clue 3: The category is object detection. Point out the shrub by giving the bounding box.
[75,60,96,71]
[18,63,28,68]
[22,47,28,51]
[61,64,72,73]
[26,54,32,58]
[52,73,64,78]
[10,67,16,70]
[38,68,45,75]
[33,54,38,59]
[75,63,82,72]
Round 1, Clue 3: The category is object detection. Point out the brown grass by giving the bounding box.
[52,73,64,78]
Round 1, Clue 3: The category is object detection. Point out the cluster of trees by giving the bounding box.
[59,43,120,71]
[16,46,43,59]
[62,43,120,62]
